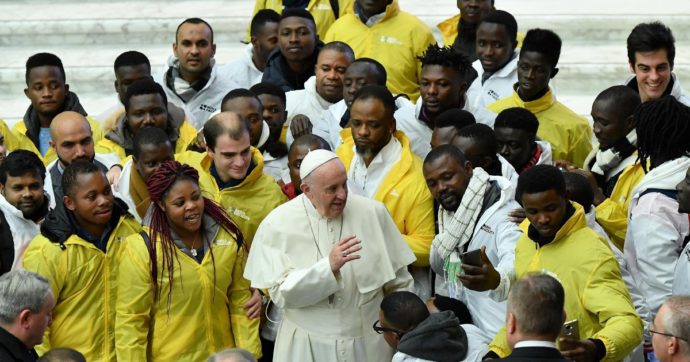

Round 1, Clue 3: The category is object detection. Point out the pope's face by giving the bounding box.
[302,160,348,218]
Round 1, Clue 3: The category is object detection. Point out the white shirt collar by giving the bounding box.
[514,340,558,349]
[349,136,402,198]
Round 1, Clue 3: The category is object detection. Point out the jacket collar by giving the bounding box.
[355,0,400,25]
[527,202,583,247]
[0,326,38,361]
[22,91,87,146]
[105,108,182,156]
[509,85,556,114]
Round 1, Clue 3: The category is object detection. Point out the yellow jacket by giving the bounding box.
[324,0,436,102]
[248,0,354,41]
[13,115,104,165]
[115,225,260,361]
[488,87,592,167]
[437,14,524,48]
[595,162,645,250]
[22,212,141,361]
[336,130,435,267]
[0,118,20,152]
[95,121,197,161]
[176,148,287,244]
[489,203,643,361]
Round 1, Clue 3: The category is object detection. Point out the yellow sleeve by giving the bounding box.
[569,121,593,168]
[323,19,338,42]
[403,184,435,267]
[114,234,153,361]
[246,0,279,42]
[86,116,104,143]
[595,198,628,251]
[228,246,262,357]
[585,256,643,361]
[488,326,511,358]
[22,237,64,355]
[0,119,20,152]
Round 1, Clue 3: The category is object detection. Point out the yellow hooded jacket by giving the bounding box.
[488,87,592,167]
[13,115,104,165]
[336,130,435,267]
[594,162,645,250]
[0,118,20,153]
[248,0,354,41]
[115,225,261,361]
[22,213,141,361]
[489,203,643,361]
[437,14,524,48]
[176,148,287,245]
[95,121,197,161]
[324,0,436,102]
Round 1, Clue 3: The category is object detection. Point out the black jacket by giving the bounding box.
[498,346,568,362]
[261,41,324,92]
[0,326,38,362]
[397,311,468,362]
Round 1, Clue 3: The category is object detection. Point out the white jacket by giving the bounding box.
[498,155,518,190]
[0,194,42,270]
[219,44,263,89]
[112,159,145,223]
[430,175,521,343]
[536,140,553,166]
[394,97,467,161]
[466,54,519,126]
[673,242,690,295]
[284,76,334,148]
[154,57,239,130]
[319,97,414,151]
[624,72,690,107]
[624,157,690,317]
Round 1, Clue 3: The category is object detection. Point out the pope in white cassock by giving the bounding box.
[244,149,416,362]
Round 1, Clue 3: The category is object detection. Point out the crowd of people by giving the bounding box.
[1,0,690,361]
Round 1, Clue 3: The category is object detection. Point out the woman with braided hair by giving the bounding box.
[115,160,261,361]
[624,95,690,339]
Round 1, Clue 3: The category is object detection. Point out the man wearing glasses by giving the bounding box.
[651,296,690,362]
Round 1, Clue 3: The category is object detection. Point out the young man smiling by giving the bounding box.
[625,22,690,106]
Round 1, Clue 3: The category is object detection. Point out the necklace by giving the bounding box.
[189,231,202,257]
[302,198,344,259]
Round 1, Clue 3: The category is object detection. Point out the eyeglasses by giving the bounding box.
[649,323,688,342]
[372,320,405,336]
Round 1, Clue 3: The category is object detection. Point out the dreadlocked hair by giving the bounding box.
[417,44,472,78]
[635,95,690,172]
[145,160,245,307]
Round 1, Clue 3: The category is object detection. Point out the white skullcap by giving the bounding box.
[299,149,339,180]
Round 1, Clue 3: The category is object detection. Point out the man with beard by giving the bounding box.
[15,53,103,165]
[223,10,281,89]
[423,144,520,344]
[155,18,239,129]
[284,41,354,147]
[336,85,435,299]
[45,112,112,210]
[395,44,472,160]
[262,9,323,92]
[0,151,50,276]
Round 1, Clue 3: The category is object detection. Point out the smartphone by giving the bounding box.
[461,249,482,267]
[558,319,580,350]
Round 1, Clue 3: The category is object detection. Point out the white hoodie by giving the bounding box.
[466,54,519,126]
[155,56,240,130]
[624,157,690,317]
[219,44,263,89]
[284,76,334,148]
[112,159,145,223]
[0,194,43,270]
[430,175,521,343]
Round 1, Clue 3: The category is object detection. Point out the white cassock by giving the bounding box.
[245,193,416,362]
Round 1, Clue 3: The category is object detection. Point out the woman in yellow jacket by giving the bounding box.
[115,161,261,362]
[22,160,142,361]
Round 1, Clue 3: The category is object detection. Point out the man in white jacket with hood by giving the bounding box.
[424,145,521,344]
[624,96,690,329]
[284,41,354,148]
[155,18,239,130]
[0,151,50,274]
[674,165,690,296]
[221,9,280,89]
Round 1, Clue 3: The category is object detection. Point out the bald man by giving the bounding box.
[46,111,112,205]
